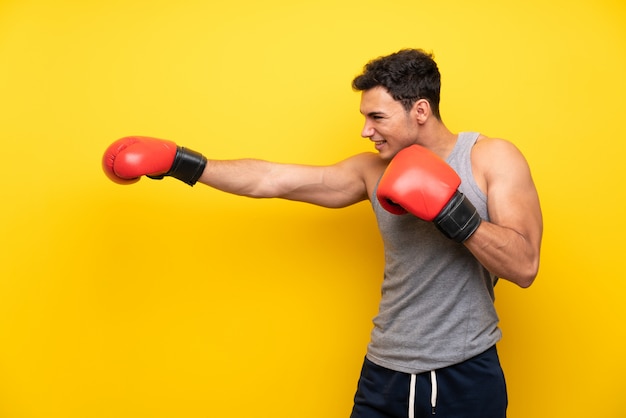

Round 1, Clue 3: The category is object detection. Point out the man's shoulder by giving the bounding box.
[472,135,532,185]
[341,152,388,195]
[344,152,388,171]
[473,135,523,160]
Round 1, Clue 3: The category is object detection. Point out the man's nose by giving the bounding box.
[361,120,374,138]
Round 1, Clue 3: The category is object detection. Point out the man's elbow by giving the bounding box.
[516,258,540,288]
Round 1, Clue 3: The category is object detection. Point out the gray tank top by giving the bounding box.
[367,132,501,374]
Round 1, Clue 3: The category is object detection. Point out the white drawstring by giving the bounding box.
[408,374,417,418]
[408,370,438,416]
[430,370,438,414]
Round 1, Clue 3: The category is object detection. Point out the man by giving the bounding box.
[103,49,543,418]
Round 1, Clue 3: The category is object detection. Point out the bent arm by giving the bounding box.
[197,152,384,208]
[465,139,543,288]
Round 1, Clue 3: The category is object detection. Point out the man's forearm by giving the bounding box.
[464,221,541,288]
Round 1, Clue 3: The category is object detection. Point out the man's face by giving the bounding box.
[359,86,418,160]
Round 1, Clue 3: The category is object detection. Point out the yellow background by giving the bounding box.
[1,0,625,417]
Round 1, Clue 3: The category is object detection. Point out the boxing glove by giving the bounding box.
[102,136,207,186]
[376,145,481,243]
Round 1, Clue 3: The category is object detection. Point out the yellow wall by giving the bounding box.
[1,0,625,417]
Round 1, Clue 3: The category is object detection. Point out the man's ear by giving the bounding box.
[412,99,431,124]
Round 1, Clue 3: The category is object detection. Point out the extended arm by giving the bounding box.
[197,154,380,208]
[103,136,384,209]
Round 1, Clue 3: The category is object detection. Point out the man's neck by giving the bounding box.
[416,122,457,160]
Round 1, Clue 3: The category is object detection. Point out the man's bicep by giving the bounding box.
[485,144,543,240]
[280,153,379,208]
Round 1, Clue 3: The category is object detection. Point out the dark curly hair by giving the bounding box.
[352,49,441,120]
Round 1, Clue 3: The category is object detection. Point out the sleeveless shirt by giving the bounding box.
[367,132,501,374]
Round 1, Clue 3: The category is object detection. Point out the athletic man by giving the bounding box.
[103,49,543,418]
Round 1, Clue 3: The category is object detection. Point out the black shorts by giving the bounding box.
[351,345,508,418]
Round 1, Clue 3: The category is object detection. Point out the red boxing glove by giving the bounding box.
[102,136,206,186]
[376,145,481,242]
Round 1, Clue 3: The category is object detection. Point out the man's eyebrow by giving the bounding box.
[365,111,386,118]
